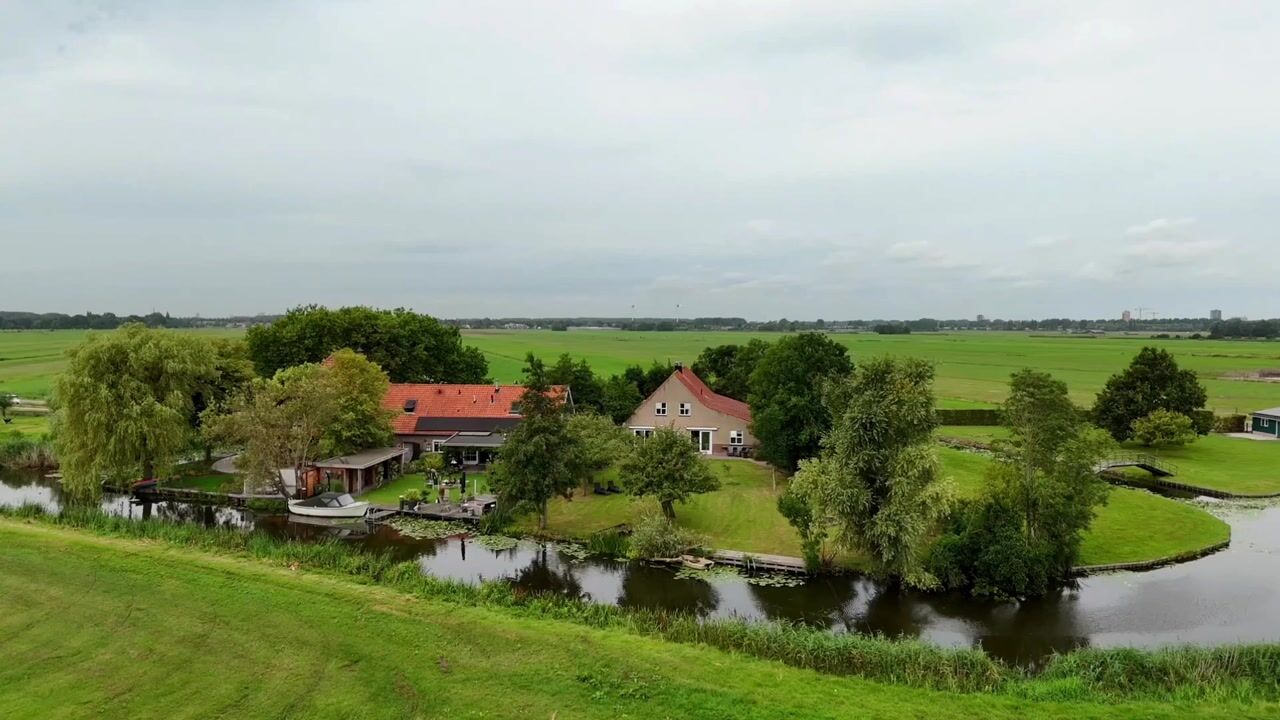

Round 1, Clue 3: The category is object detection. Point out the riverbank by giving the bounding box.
[1,515,1278,718]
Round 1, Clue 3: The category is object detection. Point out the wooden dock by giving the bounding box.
[711,549,808,574]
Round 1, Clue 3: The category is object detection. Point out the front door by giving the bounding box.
[690,429,712,454]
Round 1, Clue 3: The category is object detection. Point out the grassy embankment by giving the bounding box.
[515,454,1228,568]
[1,514,1277,718]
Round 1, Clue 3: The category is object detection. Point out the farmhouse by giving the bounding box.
[625,364,757,456]
[384,383,570,464]
[1249,407,1280,438]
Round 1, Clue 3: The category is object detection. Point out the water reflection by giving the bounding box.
[3,469,1278,668]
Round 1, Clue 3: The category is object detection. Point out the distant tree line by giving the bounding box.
[0,310,277,330]
[1209,319,1280,339]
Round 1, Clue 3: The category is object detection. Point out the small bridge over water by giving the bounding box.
[1096,453,1177,477]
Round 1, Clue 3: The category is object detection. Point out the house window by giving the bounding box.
[632,428,654,439]
[729,430,744,446]
[403,399,418,414]
[431,440,446,453]
[655,402,667,416]
[679,402,691,416]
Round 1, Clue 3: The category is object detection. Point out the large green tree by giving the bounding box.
[245,305,488,383]
[53,324,218,498]
[204,364,338,497]
[619,427,719,519]
[748,333,853,471]
[1092,347,1208,441]
[192,338,256,462]
[601,375,644,423]
[322,349,396,456]
[788,357,952,585]
[546,353,604,413]
[692,339,771,400]
[489,367,582,529]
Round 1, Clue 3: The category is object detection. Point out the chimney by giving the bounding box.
[674,362,683,371]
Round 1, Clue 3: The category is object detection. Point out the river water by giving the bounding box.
[3,470,1277,667]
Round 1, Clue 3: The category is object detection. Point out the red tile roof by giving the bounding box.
[673,367,752,423]
[383,383,568,435]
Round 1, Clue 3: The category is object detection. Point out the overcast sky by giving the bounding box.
[3,2,1278,320]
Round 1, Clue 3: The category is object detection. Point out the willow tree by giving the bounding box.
[789,357,953,586]
[53,324,217,499]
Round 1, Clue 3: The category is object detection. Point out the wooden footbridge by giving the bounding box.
[1095,453,1177,477]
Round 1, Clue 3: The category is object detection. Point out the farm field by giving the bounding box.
[2,520,1266,720]
[516,452,1228,569]
[5,328,1280,412]
[463,330,1280,413]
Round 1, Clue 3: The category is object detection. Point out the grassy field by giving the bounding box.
[462,330,1280,412]
[1,519,1270,719]
[6,328,1280,411]
[515,453,1228,568]
[0,328,241,400]
[1,414,49,437]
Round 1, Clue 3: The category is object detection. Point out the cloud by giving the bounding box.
[1027,235,1063,248]
[1124,217,1195,237]
[884,241,979,270]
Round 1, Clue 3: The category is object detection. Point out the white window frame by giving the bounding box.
[431,440,447,453]
[729,430,744,446]
[655,402,667,417]
[679,402,691,417]
[631,427,654,439]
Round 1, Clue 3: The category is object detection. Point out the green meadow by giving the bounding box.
[5,328,1280,412]
[464,330,1280,413]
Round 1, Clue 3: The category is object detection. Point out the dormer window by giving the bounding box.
[402,399,418,414]
[679,402,691,417]
[655,402,667,417]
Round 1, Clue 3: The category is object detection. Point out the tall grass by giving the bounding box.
[0,432,56,469]
[4,505,1278,703]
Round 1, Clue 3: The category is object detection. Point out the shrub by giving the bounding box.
[403,489,423,503]
[928,498,1053,600]
[627,514,707,559]
[1131,409,1197,447]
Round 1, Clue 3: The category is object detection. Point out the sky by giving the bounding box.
[3,1,1279,320]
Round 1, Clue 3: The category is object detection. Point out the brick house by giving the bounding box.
[624,364,756,456]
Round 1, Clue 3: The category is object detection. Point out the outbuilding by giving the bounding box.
[1249,407,1280,437]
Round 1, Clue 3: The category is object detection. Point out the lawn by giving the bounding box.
[0,414,49,438]
[166,473,238,492]
[359,470,491,505]
[1124,435,1280,496]
[513,450,1227,569]
[0,520,1268,719]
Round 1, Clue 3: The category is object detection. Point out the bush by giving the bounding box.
[627,514,707,559]
[1214,413,1247,434]
[1131,409,1197,447]
[403,489,423,503]
[0,431,57,469]
[587,530,630,558]
[928,498,1053,600]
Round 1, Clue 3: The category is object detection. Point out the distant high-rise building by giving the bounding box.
[976,314,986,322]
[1210,309,1223,321]
[1122,310,1132,322]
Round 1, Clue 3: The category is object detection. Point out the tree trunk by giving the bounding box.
[203,444,213,464]
[142,457,155,482]
[539,501,548,530]
[661,499,675,520]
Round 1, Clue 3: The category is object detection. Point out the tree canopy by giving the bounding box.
[489,363,582,528]
[53,324,218,498]
[619,427,719,519]
[1092,347,1208,441]
[748,333,853,471]
[691,339,771,401]
[245,305,488,383]
[788,357,952,584]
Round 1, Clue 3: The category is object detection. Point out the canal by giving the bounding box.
[3,470,1277,668]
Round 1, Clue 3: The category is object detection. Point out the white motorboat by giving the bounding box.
[288,492,370,518]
